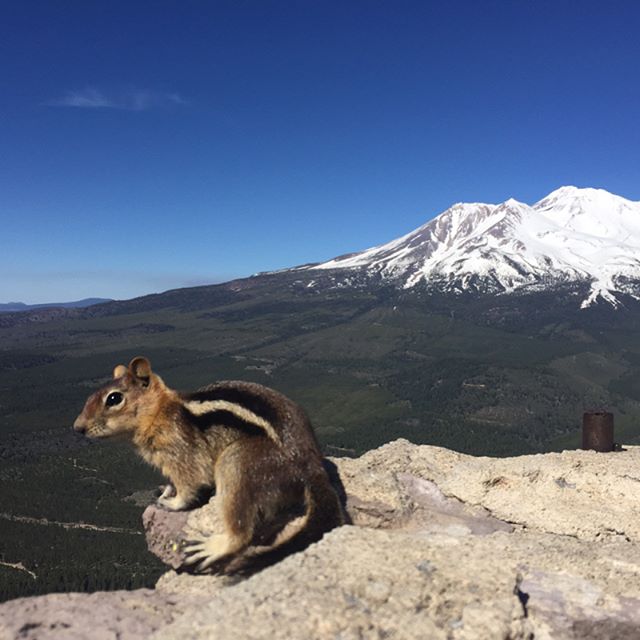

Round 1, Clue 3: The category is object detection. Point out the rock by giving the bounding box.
[520,569,640,639]
[141,505,189,570]
[154,526,526,640]
[1,439,640,639]
[0,590,176,640]
[338,439,640,540]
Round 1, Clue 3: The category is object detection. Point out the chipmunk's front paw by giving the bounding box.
[159,484,176,499]
[157,493,190,511]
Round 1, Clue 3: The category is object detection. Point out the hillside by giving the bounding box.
[3,276,640,458]
[3,271,640,459]
[3,210,640,601]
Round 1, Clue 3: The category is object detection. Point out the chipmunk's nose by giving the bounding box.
[73,417,87,434]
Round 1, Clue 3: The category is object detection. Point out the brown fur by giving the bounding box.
[73,356,344,573]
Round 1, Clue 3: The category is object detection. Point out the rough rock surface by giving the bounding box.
[1,439,640,639]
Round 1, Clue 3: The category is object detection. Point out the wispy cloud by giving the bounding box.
[46,87,188,111]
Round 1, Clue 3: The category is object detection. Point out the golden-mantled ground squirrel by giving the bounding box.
[74,356,344,573]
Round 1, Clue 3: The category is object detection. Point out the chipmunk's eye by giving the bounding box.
[105,392,124,407]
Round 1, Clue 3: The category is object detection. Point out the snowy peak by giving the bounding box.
[310,187,640,308]
[534,187,640,241]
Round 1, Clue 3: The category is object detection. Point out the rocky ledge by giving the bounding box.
[1,439,640,639]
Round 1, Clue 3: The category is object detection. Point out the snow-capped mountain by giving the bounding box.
[309,186,640,308]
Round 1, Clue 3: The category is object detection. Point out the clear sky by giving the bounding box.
[2,1,640,303]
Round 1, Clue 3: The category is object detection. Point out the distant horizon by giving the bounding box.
[3,1,640,303]
[6,183,639,305]
[0,297,113,308]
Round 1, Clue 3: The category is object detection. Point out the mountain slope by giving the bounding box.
[4,238,640,602]
[310,186,640,308]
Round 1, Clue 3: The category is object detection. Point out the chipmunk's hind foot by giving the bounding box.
[182,533,248,574]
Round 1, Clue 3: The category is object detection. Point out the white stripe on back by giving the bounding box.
[184,399,280,443]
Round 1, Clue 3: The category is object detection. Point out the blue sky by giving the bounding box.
[2,1,640,303]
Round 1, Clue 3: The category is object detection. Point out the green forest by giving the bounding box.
[2,272,640,601]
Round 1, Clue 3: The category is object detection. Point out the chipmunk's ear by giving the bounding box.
[128,356,152,386]
[113,364,128,379]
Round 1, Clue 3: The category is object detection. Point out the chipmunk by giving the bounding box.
[73,356,344,574]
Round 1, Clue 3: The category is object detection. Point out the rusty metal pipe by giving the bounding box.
[582,411,614,452]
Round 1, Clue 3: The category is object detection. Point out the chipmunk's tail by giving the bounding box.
[223,473,345,575]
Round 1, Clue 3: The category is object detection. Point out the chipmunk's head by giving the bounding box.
[73,356,167,439]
